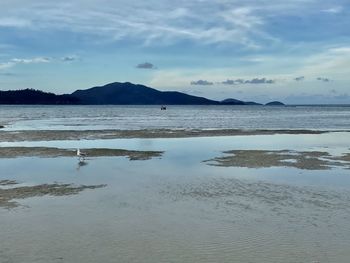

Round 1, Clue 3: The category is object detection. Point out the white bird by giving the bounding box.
[77,148,87,161]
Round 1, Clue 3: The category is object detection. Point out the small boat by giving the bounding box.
[161,106,167,110]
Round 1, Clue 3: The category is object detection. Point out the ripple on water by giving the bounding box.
[160,177,350,262]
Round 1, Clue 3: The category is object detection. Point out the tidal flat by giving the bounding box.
[205,150,350,170]
[1,132,350,262]
[0,128,336,142]
[0,146,163,160]
[0,180,106,209]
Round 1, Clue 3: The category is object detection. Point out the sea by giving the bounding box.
[0,104,350,130]
[1,105,350,263]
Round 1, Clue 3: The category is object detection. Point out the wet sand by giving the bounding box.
[205,150,350,170]
[0,147,163,160]
[0,128,338,142]
[0,180,17,186]
[0,180,106,209]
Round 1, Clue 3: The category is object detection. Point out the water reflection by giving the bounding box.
[77,160,88,171]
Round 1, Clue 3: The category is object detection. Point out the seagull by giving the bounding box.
[77,148,87,161]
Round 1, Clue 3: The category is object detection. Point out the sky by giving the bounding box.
[0,0,349,104]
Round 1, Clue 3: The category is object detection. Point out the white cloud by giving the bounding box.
[1,0,345,51]
[0,0,290,48]
[321,6,343,14]
[0,57,51,70]
[11,57,50,64]
[222,7,263,29]
[0,0,346,50]
[0,17,31,28]
[328,47,350,54]
[296,46,350,78]
[0,62,15,70]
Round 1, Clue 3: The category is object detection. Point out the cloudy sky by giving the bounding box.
[0,0,349,104]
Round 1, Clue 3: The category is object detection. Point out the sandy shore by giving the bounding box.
[0,147,163,160]
[0,180,106,209]
[0,128,342,142]
[205,150,350,170]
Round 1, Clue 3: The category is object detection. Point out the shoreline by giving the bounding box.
[1,128,347,142]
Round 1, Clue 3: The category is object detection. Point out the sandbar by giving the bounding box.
[0,147,163,160]
[205,150,350,170]
[0,128,340,142]
[0,180,106,209]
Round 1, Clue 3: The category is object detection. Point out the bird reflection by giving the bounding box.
[76,160,88,171]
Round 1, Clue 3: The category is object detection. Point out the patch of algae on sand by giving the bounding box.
[205,150,350,170]
[337,153,350,162]
[0,180,17,186]
[0,180,106,209]
[0,147,163,160]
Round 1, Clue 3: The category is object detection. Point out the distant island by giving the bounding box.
[0,89,79,105]
[0,82,285,106]
[265,101,285,106]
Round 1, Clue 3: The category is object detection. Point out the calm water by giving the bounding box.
[1,105,350,130]
[1,134,350,262]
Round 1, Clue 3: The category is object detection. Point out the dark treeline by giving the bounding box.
[0,89,80,105]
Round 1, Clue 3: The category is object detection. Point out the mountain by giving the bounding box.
[72,82,219,105]
[265,101,285,106]
[220,98,262,105]
[220,98,246,105]
[243,101,263,105]
[0,89,79,105]
[0,82,283,105]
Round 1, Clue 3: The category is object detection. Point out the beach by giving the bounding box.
[1,105,350,262]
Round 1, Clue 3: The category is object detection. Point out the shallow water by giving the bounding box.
[1,105,350,130]
[1,134,350,262]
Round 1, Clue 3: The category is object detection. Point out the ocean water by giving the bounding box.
[1,104,350,131]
